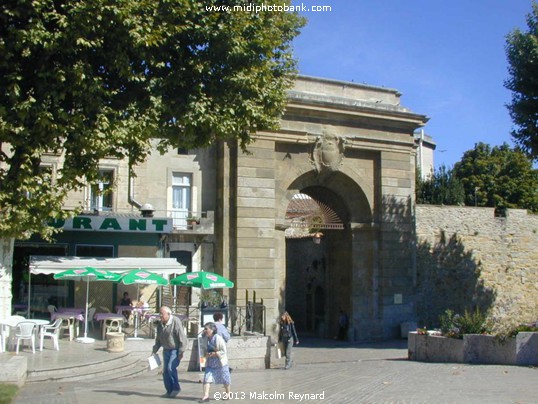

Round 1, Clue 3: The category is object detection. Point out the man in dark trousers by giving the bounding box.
[152,306,188,398]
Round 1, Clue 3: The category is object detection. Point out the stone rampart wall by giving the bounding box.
[415,205,538,328]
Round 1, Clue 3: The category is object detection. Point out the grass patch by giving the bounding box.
[0,383,19,404]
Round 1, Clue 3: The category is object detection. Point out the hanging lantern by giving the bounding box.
[312,232,323,244]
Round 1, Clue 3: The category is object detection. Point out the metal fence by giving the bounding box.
[229,303,266,336]
[166,303,266,336]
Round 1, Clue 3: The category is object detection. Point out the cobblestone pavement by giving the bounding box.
[12,338,538,404]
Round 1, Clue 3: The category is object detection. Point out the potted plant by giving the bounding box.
[186,216,199,225]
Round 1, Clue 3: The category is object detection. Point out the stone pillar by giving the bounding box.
[235,139,278,334]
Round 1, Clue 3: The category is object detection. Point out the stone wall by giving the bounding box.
[415,205,538,328]
[184,335,271,371]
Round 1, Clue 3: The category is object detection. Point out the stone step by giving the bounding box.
[26,351,148,383]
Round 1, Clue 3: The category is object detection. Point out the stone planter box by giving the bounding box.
[408,332,538,366]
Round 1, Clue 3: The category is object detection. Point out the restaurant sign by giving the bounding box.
[48,215,173,233]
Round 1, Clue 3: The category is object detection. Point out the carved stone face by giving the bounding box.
[321,135,339,165]
[312,128,345,173]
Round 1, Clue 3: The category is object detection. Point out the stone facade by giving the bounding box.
[8,75,432,343]
[219,76,428,341]
[415,205,538,328]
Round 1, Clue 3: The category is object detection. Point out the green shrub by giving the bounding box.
[439,308,492,339]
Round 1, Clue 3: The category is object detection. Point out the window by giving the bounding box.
[75,244,114,257]
[171,173,192,228]
[90,170,114,212]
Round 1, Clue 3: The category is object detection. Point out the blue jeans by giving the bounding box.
[163,349,181,393]
[283,337,293,368]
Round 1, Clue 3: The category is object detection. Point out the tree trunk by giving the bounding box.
[0,237,14,319]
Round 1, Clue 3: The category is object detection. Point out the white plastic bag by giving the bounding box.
[148,353,161,370]
[275,344,282,359]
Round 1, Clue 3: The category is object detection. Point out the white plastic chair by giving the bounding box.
[59,317,75,341]
[40,318,62,351]
[2,316,25,351]
[105,318,122,336]
[15,321,36,354]
[47,305,57,319]
[88,307,97,331]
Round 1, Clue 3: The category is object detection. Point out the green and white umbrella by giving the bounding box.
[119,269,168,286]
[54,267,121,344]
[118,269,168,339]
[170,271,234,289]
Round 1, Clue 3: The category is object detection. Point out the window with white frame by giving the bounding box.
[90,169,114,212]
[171,173,192,228]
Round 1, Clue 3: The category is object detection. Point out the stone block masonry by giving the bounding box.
[415,205,538,327]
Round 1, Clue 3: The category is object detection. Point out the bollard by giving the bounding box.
[106,332,125,353]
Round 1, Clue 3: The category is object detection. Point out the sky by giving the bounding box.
[290,0,533,168]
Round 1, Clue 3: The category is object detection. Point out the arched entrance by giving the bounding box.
[284,185,354,338]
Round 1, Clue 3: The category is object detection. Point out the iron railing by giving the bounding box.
[165,303,266,336]
[229,303,266,336]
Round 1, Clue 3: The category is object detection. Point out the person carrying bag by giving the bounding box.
[278,311,299,369]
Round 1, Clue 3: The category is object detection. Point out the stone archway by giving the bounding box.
[282,174,370,339]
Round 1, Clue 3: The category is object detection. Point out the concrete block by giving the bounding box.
[0,356,27,386]
[516,332,538,366]
[409,332,538,366]
[408,333,464,363]
[464,334,516,365]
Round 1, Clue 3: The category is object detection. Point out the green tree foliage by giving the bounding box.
[0,0,304,239]
[505,2,538,160]
[416,164,465,206]
[452,142,538,212]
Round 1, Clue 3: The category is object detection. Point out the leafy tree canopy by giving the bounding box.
[452,142,538,212]
[416,164,464,206]
[0,0,304,239]
[505,2,538,159]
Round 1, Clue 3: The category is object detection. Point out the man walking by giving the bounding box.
[152,306,188,398]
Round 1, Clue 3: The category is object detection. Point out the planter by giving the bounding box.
[106,332,125,353]
[408,332,538,365]
[408,332,464,363]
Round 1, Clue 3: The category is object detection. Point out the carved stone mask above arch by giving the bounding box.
[311,126,346,174]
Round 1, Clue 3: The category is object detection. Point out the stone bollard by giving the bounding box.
[106,332,125,353]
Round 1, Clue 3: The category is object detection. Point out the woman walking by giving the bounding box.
[199,322,231,402]
[278,311,299,369]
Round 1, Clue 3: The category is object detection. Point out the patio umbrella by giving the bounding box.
[53,267,121,344]
[170,271,234,289]
[119,269,169,286]
[118,269,168,339]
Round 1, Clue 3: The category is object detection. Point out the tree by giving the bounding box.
[0,0,304,317]
[416,164,465,206]
[505,2,538,159]
[452,142,538,212]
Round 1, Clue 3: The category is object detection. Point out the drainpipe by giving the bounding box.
[128,162,142,210]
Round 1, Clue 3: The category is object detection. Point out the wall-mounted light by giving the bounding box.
[312,232,324,244]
